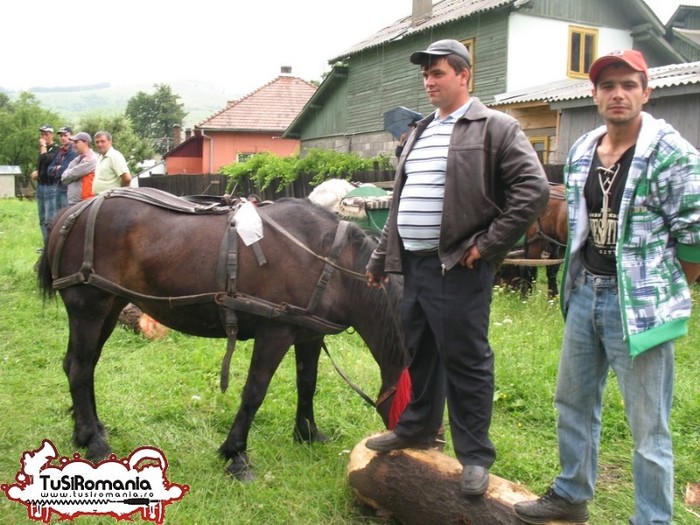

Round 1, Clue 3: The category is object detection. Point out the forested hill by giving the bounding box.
[2,80,232,128]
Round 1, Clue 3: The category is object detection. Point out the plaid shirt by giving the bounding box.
[560,112,700,357]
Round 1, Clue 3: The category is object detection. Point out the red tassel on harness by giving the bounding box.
[388,368,412,429]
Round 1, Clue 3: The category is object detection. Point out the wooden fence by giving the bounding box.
[137,168,397,200]
[136,164,564,200]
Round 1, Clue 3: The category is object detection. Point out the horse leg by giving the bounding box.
[547,264,560,299]
[292,338,329,444]
[520,266,536,299]
[62,287,127,461]
[218,323,295,481]
[546,247,562,298]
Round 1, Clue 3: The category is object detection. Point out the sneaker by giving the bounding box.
[513,487,589,524]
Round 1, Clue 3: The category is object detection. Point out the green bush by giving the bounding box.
[219,149,392,192]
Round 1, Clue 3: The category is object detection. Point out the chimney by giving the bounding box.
[185,128,192,139]
[412,0,432,26]
[280,66,292,76]
[172,124,182,147]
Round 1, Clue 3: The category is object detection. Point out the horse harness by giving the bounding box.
[504,184,567,267]
[527,183,566,250]
[48,188,367,393]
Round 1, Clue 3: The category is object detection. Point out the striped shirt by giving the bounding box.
[397,101,472,251]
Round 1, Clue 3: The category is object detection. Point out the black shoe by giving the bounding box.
[364,431,432,452]
[460,465,489,496]
[514,487,589,524]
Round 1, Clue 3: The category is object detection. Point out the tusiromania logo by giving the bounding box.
[1,439,189,523]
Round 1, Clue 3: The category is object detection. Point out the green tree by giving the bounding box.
[125,84,187,156]
[0,91,62,188]
[77,113,155,175]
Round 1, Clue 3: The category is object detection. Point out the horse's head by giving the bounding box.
[338,226,408,429]
[261,200,409,430]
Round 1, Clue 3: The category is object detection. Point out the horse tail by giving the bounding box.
[37,246,56,300]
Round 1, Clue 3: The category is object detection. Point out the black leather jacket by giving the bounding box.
[367,98,549,275]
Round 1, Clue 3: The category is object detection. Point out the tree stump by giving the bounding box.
[347,435,586,525]
[118,304,169,340]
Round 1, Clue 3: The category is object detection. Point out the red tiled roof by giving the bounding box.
[197,75,316,131]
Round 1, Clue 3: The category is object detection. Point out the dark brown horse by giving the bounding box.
[38,188,407,481]
[497,183,568,298]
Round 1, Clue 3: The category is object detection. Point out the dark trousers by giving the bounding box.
[395,252,496,468]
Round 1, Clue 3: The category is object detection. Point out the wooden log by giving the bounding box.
[687,482,700,506]
[118,304,169,340]
[347,435,587,525]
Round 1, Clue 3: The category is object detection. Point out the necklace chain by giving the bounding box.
[596,163,620,233]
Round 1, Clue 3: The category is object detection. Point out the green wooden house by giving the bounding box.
[285,0,696,165]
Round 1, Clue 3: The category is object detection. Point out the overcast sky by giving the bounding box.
[2,0,693,97]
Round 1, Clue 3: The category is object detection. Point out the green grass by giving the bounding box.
[0,198,698,524]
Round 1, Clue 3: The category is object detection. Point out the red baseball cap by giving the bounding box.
[588,49,648,84]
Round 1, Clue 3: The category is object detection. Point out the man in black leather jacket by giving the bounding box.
[365,39,549,497]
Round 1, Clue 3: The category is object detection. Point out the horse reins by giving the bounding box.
[260,213,367,283]
[263,212,409,410]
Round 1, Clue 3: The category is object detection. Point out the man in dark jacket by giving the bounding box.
[365,39,549,497]
[30,124,60,244]
[48,126,77,210]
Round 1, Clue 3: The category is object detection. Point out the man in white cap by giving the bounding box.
[30,124,59,244]
[364,39,549,497]
[515,49,700,525]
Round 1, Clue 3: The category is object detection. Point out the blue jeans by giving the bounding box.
[57,184,68,210]
[36,184,58,244]
[553,269,674,524]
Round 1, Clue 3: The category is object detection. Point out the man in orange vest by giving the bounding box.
[61,132,97,205]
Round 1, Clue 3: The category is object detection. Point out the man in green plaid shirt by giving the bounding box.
[516,50,700,525]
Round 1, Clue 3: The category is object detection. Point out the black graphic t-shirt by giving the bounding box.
[581,144,635,275]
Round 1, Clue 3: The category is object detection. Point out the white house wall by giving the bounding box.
[506,13,634,92]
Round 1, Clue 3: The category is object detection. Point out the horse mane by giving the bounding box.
[291,197,406,368]
[344,221,407,369]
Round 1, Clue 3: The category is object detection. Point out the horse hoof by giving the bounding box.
[311,431,329,443]
[85,442,111,463]
[293,428,329,444]
[226,458,256,482]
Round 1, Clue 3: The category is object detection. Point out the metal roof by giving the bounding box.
[329,0,513,62]
[672,27,700,48]
[0,165,22,175]
[493,61,700,106]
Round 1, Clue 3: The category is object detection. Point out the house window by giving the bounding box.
[529,136,550,165]
[237,153,255,163]
[461,37,476,91]
[568,26,597,78]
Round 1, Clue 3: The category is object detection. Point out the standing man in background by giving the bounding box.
[93,131,131,193]
[48,126,77,210]
[514,49,700,525]
[364,39,549,497]
[61,132,97,205]
[30,124,59,245]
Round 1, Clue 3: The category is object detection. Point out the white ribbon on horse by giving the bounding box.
[234,200,267,265]
[234,200,263,246]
